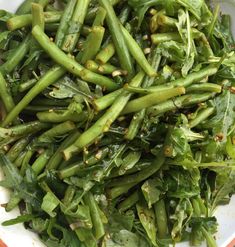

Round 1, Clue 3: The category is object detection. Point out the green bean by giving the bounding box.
[99,0,134,77]
[47,131,81,170]
[5,193,21,212]
[107,182,137,199]
[136,203,157,246]
[62,0,90,52]
[118,190,139,212]
[79,26,105,64]
[84,147,109,166]
[62,185,76,205]
[58,161,84,179]
[32,149,51,175]
[148,93,215,116]
[7,12,62,31]
[55,0,77,48]
[6,136,30,162]
[124,82,222,94]
[198,198,207,216]
[149,68,217,92]
[32,98,70,107]
[108,153,165,187]
[190,229,202,246]
[0,137,21,150]
[122,87,185,115]
[191,198,201,217]
[119,151,141,175]
[95,43,115,64]
[20,148,34,175]
[37,109,87,123]
[32,26,118,91]
[45,23,59,31]
[70,225,96,247]
[0,35,31,76]
[85,60,117,74]
[63,71,145,160]
[81,25,92,36]
[109,161,151,178]
[36,102,82,122]
[38,121,76,143]
[123,84,175,94]
[171,66,218,87]
[186,83,222,93]
[121,25,156,77]
[201,227,217,247]
[0,72,15,113]
[2,66,65,127]
[125,51,161,140]
[80,69,118,91]
[154,199,168,239]
[93,89,122,111]
[0,121,50,138]
[151,32,182,44]
[85,60,101,73]
[42,10,62,22]
[151,10,178,32]
[7,14,32,30]
[19,78,38,92]
[83,192,105,239]
[150,10,164,33]
[32,3,44,29]
[99,64,118,74]
[38,0,50,6]
[16,0,36,15]
[189,107,215,128]
[24,105,66,113]
[158,14,177,27]
[125,110,145,140]
[207,4,220,39]
[14,151,27,167]
[92,7,106,27]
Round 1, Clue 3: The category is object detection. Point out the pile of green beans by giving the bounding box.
[0,0,234,247]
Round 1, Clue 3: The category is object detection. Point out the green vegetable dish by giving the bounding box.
[0,0,235,246]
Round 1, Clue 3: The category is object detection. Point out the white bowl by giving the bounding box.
[0,1,235,246]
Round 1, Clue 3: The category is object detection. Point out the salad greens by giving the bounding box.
[0,0,235,246]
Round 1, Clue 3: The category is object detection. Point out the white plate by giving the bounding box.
[0,1,235,246]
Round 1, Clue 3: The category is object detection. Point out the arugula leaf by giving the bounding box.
[0,153,23,187]
[189,217,218,247]
[41,226,82,247]
[41,191,60,217]
[141,178,162,208]
[136,202,157,246]
[205,88,235,142]
[127,0,163,27]
[164,167,200,198]
[176,0,204,20]
[1,214,36,226]
[62,203,93,229]
[102,230,150,247]
[108,211,135,233]
[0,10,14,23]
[170,199,193,241]
[48,76,85,100]
[211,170,235,211]
[214,15,235,52]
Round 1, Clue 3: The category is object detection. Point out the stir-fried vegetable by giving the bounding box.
[0,0,235,247]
